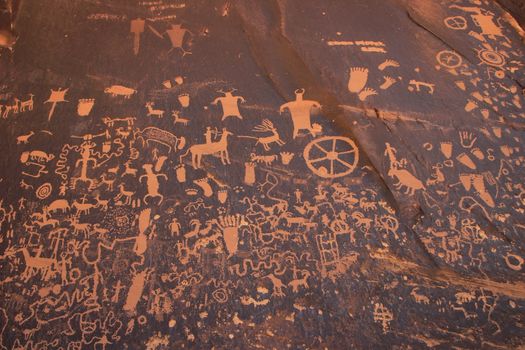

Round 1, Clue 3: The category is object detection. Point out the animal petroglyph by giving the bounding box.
[1,1,525,348]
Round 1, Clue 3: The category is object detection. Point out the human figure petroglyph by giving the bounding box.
[279,89,322,139]
[164,24,193,56]
[294,188,303,204]
[2,1,525,346]
[140,164,167,204]
[0,201,15,227]
[211,89,245,121]
[71,142,98,190]
[169,218,181,237]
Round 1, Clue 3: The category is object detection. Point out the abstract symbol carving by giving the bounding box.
[212,288,228,303]
[44,88,68,121]
[444,16,467,30]
[35,183,52,199]
[478,49,505,67]
[436,50,462,69]
[303,136,359,178]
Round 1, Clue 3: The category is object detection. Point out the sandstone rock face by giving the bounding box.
[0,0,524,348]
